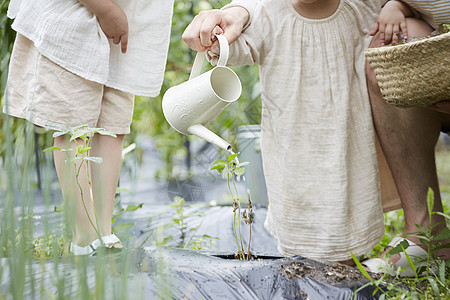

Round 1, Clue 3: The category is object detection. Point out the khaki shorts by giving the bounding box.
[4,34,134,134]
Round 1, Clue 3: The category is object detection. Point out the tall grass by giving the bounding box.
[0,117,151,299]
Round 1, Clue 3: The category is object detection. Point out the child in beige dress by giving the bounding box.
[203,0,386,262]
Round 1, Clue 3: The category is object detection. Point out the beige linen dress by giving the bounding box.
[226,0,385,261]
[8,0,174,97]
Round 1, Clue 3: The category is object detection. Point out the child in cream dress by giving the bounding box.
[218,0,386,262]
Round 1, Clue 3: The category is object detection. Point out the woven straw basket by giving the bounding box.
[364,32,450,108]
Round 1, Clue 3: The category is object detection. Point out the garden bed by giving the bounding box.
[0,204,386,299]
[0,246,382,299]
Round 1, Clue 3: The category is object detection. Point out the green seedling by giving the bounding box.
[210,152,253,260]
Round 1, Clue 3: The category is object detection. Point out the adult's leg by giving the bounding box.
[54,134,124,247]
[367,18,450,260]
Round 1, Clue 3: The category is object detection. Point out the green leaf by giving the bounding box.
[227,153,239,163]
[54,203,64,213]
[350,252,373,281]
[210,159,226,173]
[116,187,131,194]
[433,227,450,240]
[69,129,89,141]
[237,162,249,167]
[427,187,434,220]
[210,164,226,173]
[52,129,70,138]
[80,146,91,154]
[47,123,68,132]
[76,144,83,154]
[112,223,136,231]
[84,156,103,164]
[43,146,62,152]
[401,243,418,278]
[69,126,97,140]
[439,260,445,283]
[222,167,233,177]
[114,208,125,215]
[234,167,245,176]
[170,196,185,207]
[436,212,450,220]
[202,234,219,239]
[65,157,80,164]
[417,235,431,242]
[430,242,450,254]
[427,277,440,299]
[125,203,143,212]
[97,129,117,137]
[70,124,89,131]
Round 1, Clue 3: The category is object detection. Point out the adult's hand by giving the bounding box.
[182,6,249,54]
[426,100,450,114]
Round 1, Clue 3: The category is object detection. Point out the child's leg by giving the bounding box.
[87,86,134,245]
[54,136,99,246]
[90,133,125,238]
[54,134,125,247]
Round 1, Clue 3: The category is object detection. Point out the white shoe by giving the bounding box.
[362,236,429,278]
[70,234,122,256]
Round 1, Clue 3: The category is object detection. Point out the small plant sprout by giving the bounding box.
[210,152,253,260]
[44,124,117,241]
[170,196,218,250]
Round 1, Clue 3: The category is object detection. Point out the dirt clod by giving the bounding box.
[278,259,381,285]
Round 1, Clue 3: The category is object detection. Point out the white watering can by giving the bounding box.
[162,35,241,151]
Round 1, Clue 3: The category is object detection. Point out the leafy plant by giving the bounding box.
[210,152,253,260]
[112,202,143,227]
[171,196,218,250]
[33,231,67,258]
[147,196,218,250]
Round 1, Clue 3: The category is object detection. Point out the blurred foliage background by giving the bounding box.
[0,0,261,183]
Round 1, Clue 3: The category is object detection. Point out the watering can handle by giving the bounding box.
[189,34,229,81]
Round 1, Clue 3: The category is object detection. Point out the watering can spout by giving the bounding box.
[187,124,232,152]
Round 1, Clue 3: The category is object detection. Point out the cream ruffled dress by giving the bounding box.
[226,0,385,261]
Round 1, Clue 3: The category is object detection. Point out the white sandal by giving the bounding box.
[70,234,123,256]
[362,236,428,277]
